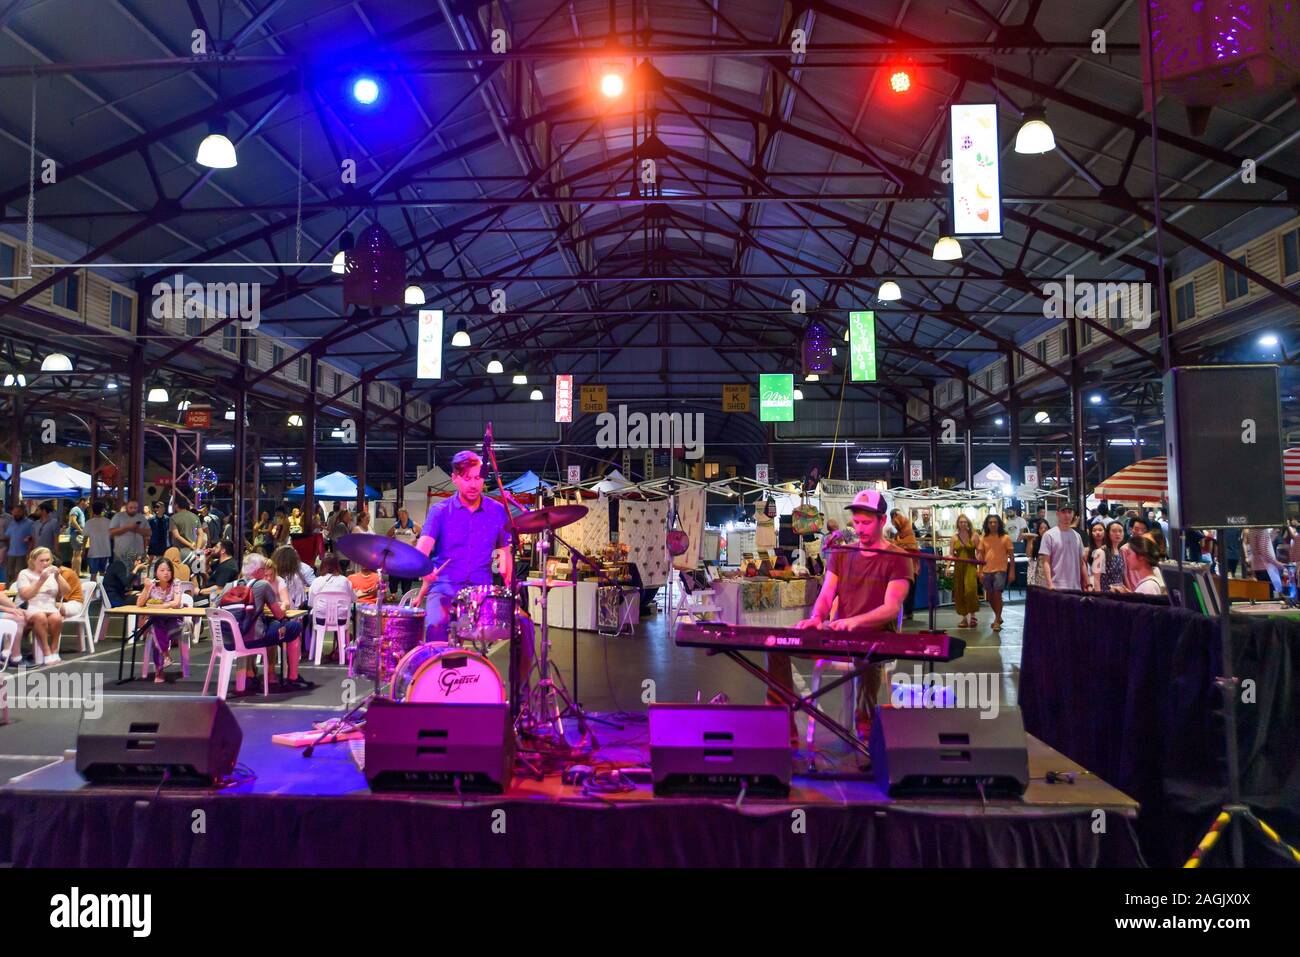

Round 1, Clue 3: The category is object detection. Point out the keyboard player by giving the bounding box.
[771,489,912,743]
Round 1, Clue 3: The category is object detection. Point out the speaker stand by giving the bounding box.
[1185,531,1300,867]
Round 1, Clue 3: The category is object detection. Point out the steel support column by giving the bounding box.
[233,336,249,562]
[395,386,407,517]
[357,384,369,518]
[88,416,100,507]
[304,354,318,530]
[126,356,145,505]
[5,394,21,511]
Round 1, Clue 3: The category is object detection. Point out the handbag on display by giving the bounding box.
[791,504,822,536]
[666,497,690,557]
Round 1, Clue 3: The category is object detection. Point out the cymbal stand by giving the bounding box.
[551,528,621,731]
[517,528,593,747]
[303,553,394,758]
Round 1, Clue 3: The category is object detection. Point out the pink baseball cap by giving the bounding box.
[846,489,888,515]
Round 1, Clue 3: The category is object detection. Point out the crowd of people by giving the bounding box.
[0,494,422,687]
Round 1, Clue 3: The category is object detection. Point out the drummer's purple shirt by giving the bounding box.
[420,494,511,594]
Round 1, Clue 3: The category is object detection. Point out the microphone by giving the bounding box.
[484,421,493,453]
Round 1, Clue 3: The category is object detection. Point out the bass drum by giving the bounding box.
[389,644,505,704]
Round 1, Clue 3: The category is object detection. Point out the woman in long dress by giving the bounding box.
[950,514,980,628]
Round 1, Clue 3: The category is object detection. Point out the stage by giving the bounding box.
[0,701,1142,867]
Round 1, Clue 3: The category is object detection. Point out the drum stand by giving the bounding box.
[303,561,397,758]
[516,529,597,749]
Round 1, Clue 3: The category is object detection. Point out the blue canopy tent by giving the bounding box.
[504,471,553,494]
[285,471,379,501]
[1,461,96,499]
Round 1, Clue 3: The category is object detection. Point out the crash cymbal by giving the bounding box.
[511,504,589,534]
[336,533,435,578]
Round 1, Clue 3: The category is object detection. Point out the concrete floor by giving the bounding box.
[0,595,1026,780]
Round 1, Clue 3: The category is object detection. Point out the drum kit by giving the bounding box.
[302,501,593,759]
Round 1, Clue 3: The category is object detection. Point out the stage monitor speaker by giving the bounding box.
[649,703,791,797]
[76,696,242,785]
[1163,365,1285,529]
[364,699,513,793]
[868,705,1029,797]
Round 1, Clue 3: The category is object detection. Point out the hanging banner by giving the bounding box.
[1025,465,1039,487]
[555,374,574,423]
[759,374,794,422]
[756,463,769,484]
[909,460,923,482]
[950,103,1002,236]
[722,384,750,413]
[644,450,655,481]
[416,309,443,379]
[184,408,212,430]
[849,311,877,382]
[567,465,581,485]
[580,385,607,414]
[621,449,632,477]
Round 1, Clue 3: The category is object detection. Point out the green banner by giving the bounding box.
[759,373,795,422]
[849,310,877,382]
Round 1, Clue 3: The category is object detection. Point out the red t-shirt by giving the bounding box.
[827,542,912,627]
[348,571,379,604]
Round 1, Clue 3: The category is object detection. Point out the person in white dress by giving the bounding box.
[15,547,66,662]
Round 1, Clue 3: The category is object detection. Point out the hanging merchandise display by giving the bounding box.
[672,487,707,570]
[618,500,672,586]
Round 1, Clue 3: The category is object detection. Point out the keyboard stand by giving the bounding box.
[707,648,875,764]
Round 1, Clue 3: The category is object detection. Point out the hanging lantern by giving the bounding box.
[802,319,833,375]
[343,222,406,310]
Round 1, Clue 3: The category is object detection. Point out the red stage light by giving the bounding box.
[889,69,912,94]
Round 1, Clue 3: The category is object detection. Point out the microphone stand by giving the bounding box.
[551,529,622,732]
[482,425,525,723]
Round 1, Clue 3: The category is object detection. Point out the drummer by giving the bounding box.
[413,451,515,643]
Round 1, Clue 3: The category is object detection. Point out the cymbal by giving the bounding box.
[511,504,589,534]
[336,533,434,578]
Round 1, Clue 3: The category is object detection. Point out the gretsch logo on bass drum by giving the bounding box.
[439,668,482,696]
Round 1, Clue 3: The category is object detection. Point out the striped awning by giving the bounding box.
[1286,448,1300,497]
[1094,457,1167,502]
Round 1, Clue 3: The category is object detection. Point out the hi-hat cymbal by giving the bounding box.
[512,504,589,534]
[336,533,434,578]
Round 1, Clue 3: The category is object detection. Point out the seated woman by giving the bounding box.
[271,545,309,609]
[307,553,355,659]
[56,563,84,625]
[15,547,66,664]
[219,554,311,693]
[101,555,149,609]
[140,558,185,683]
[0,592,26,665]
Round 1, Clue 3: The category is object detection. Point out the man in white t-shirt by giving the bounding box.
[1038,504,1088,591]
[109,499,149,564]
[1005,508,1029,553]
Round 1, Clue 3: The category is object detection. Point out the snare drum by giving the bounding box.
[354,604,426,681]
[452,585,517,644]
[388,644,505,703]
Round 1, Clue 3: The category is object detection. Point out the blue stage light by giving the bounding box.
[352,77,380,105]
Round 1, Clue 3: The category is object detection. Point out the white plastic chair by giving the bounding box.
[805,606,905,748]
[201,607,272,700]
[64,580,99,653]
[398,588,421,606]
[141,595,194,680]
[309,595,350,666]
[668,569,722,631]
[0,619,18,666]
